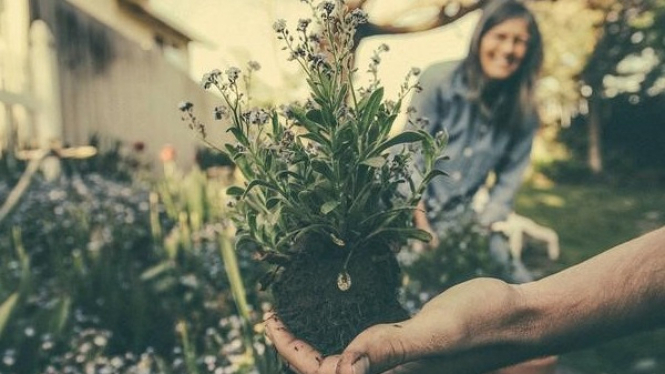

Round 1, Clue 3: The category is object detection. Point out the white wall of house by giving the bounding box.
[64,0,192,71]
[159,0,478,104]
[0,0,32,152]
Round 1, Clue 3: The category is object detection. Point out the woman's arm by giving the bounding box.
[478,124,536,227]
[266,226,665,374]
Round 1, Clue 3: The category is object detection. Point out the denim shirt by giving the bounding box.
[411,61,537,226]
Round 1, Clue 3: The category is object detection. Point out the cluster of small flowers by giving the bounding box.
[199,66,248,92]
[397,67,423,98]
[273,0,369,76]
[2,349,16,368]
[43,338,159,374]
[388,153,412,182]
[364,43,390,91]
[1,174,153,258]
[191,60,264,151]
[274,17,327,70]
[408,114,431,130]
[20,318,262,374]
[179,101,207,140]
[241,108,271,126]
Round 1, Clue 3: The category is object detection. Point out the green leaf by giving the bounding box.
[365,227,432,242]
[367,131,428,158]
[271,111,280,137]
[335,83,349,108]
[360,87,384,131]
[404,228,433,242]
[235,234,257,252]
[378,112,399,140]
[299,133,331,148]
[266,197,281,210]
[0,293,18,339]
[321,200,340,215]
[53,296,71,334]
[141,261,174,281]
[226,126,249,146]
[243,179,281,198]
[307,78,324,98]
[224,143,237,156]
[358,206,416,227]
[421,169,448,186]
[291,107,325,134]
[276,170,301,181]
[226,186,245,196]
[330,233,345,247]
[292,224,337,243]
[306,109,326,125]
[348,182,380,216]
[360,156,387,168]
[263,150,274,171]
[311,160,335,180]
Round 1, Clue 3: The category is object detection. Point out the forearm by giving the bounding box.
[329,228,665,374]
[515,226,665,354]
[403,227,665,373]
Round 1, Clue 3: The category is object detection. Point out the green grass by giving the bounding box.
[515,181,665,374]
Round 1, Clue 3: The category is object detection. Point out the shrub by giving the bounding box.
[0,166,273,373]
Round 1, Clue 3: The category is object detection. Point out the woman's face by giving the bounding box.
[479,17,530,80]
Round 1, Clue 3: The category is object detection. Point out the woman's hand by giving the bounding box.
[414,200,439,250]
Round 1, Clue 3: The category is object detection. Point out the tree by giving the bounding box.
[580,0,665,173]
[344,0,665,175]
[350,0,490,43]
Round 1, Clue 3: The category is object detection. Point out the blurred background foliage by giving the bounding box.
[0,148,277,374]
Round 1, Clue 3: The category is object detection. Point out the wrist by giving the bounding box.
[409,279,526,355]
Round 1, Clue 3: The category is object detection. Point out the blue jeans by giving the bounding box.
[489,232,534,283]
[430,203,534,284]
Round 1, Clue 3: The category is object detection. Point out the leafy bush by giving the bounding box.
[181,0,447,290]
[0,166,274,374]
[400,211,506,313]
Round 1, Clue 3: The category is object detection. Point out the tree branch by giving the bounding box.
[354,0,489,44]
[351,0,565,47]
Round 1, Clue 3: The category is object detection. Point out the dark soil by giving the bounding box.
[272,236,409,357]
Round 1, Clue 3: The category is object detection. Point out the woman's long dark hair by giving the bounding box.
[462,0,543,131]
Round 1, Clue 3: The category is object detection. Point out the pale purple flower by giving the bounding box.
[273,19,287,33]
[348,8,368,25]
[297,18,311,32]
[178,101,193,112]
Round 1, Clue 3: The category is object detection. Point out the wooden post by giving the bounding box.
[588,97,603,174]
[30,20,64,150]
[0,0,32,154]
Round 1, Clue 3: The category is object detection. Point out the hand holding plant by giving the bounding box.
[181,0,447,356]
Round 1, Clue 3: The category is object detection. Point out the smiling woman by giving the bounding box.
[408,1,551,372]
[411,0,544,276]
[479,17,530,80]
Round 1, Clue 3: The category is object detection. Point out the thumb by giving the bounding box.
[335,324,408,374]
[337,352,370,374]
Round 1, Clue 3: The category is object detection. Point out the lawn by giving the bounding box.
[515,180,665,374]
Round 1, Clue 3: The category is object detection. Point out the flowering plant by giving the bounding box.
[181,0,446,286]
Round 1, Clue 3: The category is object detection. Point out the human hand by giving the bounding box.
[265,278,519,374]
[264,311,437,374]
[263,312,340,374]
